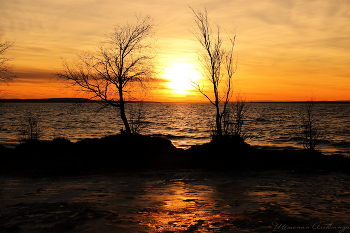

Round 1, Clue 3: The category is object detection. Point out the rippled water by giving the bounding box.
[0,102,349,155]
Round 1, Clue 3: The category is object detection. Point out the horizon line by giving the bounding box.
[1,98,350,104]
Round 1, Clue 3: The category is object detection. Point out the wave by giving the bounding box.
[150,133,188,139]
[331,141,350,148]
[140,121,153,124]
[256,117,267,122]
[193,136,210,140]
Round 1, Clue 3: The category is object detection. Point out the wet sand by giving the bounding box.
[1,170,350,232]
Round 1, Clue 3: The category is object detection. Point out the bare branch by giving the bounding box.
[0,34,16,83]
[190,79,215,106]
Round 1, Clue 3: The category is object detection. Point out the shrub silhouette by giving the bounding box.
[299,98,322,151]
[222,94,249,141]
[18,112,42,142]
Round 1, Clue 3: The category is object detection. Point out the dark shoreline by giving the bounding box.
[1,134,350,177]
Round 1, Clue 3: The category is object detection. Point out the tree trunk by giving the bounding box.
[215,104,222,138]
[119,88,131,134]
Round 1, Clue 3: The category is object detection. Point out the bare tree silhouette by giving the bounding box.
[190,7,237,139]
[55,16,156,134]
[0,34,16,84]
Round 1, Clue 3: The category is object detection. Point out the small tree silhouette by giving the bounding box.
[19,112,42,142]
[299,97,321,150]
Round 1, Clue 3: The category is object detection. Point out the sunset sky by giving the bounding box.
[1,0,349,102]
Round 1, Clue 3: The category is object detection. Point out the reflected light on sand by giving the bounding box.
[139,181,225,232]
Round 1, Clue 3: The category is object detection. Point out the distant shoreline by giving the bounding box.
[0,98,349,104]
[0,98,161,103]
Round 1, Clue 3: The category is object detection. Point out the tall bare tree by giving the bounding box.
[190,8,236,138]
[55,16,156,134]
[0,34,16,83]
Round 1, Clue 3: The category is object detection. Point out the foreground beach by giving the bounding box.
[1,170,350,233]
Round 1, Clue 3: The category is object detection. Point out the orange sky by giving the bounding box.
[1,0,349,102]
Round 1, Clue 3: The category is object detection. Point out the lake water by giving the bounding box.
[0,102,349,155]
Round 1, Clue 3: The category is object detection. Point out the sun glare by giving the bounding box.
[164,63,201,94]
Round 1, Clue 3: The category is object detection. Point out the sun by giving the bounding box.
[164,62,201,94]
